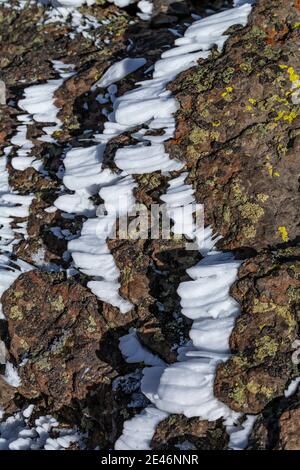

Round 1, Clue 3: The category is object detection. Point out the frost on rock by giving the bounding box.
[0,406,84,450]
[12,61,74,172]
[116,2,253,448]
[119,330,166,367]
[115,407,168,450]
[0,0,263,452]
[92,58,147,89]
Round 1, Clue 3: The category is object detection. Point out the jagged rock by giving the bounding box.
[2,270,116,408]
[0,376,16,408]
[215,248,300,414]
[151,415,228,450]
[247,385,300,450]
[168,0,300,250]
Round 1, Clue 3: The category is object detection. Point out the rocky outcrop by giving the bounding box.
[247,385,300,450]
[168,0,300,251]
[1,0,300,451]
[151,414,228,450]
[215,248,300,414]
[2,270,115,407]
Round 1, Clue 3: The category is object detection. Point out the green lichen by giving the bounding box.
[37,357,51,371]
[189,127,210,145]
[230,383,246,407]
[254,335,278,361]
[87,315,97,333]
[51,295,65,312]
[222,67,235,84]
[246,380,274,399]
[9,305,23,320]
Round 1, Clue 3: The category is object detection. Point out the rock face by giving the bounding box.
[151,415,228,450]
[2,270,115,408]
[1,0,300,451]
[215,248,300,414]
[168,0,300,250]
[247,386,300,450]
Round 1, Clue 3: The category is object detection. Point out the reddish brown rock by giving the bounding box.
[215,248,300,414]
[2,270,116,408]
[168,0,300,250]
[151,415,228,450]
[247,384,300,449]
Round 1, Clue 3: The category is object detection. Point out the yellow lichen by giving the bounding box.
[278,226,289,242]
[265,162,280,177]
[221,86,234,98]
[51,295,65,312]
[287,66,300,83]
[189,127,209,144]
[254,335,278,361]
[257,193,269,203]
[242,202,264,224]
[9,306,23,320]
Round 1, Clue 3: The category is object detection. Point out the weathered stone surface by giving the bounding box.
[151,414,228,450]
[3,0,300,451]
[168,0,300,250]
[247,385,300,450]
[2,270,115,408]
[215,248,300,413]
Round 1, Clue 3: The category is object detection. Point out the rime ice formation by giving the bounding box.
[0,80,5,105]
[12,61,75,171]
[115,407,168,451]
[0,63,75,384]
[285,377,300,398]
[49,0,95,7]
[119,330,166,367]
[142,251,241,422]
[0,406,84,450]
[0,0,255,450]
[92,58,147,89]
[55,5,250,313]
[0,150,33,385]
[115,2,253,449]
[227,415,258,450]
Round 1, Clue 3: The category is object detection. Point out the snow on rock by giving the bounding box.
[0,149,33,384]
[49,0,95,7]
[92,58,147,89]
[115,407,168,450]
[119,330,166,367]
[227,415,258,450]
[285,377,300,398]
[115,143,183,173]
[137,0,153,20]
[141,251,241,422]
[117,1,253,448]
[108,0,136,7]
[12,61,75,172]
[0,407,84,450]
[0,149,33,257]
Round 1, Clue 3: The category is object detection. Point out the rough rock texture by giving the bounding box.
[168,0,300,250]
[215,248,300,414]
[247,385,300,450]
[2,0,300,451]
[151,415,229,450]
[0,0,214,449]
[2,270,113,407]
